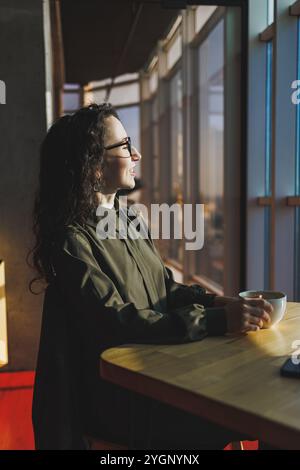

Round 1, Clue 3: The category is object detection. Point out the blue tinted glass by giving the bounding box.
[265,41,273,197]
[267,0,274,26]
[196,19,224,288]
[264,41,273,290]
[117,106,141,177]
[294,19,300,300]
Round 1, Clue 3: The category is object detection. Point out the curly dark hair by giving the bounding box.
[27,102,119,294]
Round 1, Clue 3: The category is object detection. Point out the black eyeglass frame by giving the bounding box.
[103,136,132,157]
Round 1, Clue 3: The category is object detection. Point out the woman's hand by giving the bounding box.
[224,298,273,334]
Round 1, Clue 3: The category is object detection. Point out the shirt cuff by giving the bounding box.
[205,307,227,336]
[171,303,208,342]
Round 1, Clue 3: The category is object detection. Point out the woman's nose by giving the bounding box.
[131,146,142,161]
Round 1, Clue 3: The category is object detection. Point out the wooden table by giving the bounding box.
[100,302,300,449]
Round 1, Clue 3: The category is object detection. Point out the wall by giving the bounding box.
[0,0,47,371]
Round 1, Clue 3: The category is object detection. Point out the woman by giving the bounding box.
[30,103,272,450]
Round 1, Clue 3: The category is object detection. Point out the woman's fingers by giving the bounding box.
[242,323,260,333]
[241,314,263,332]
[225,299,270,335]
[244,301,272,324]
[245,298,273,314]
[247,314,264,328]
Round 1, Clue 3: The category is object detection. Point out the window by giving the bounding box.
[194,5,218,33]
[167,34,182,71]
[151,95,160,202]
[169,70,183,265]
[63,83,82,113]
[267,0,274,25]
[294,14,300,299]
[139,6,243,294]
[263,37,274,289]
[247,0,300,300]
[117,105,141,178]
[165,16,182,72]
[85,74,139,108]
[195,19,225,289]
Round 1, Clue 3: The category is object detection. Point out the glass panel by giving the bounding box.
[267,0,274,26]
[117,105,141,179]
[149,68,158,95]
[195,5,218,33]
[196,19,224,288]
[295,18,300,300]
[85,88,107,105]
[85,82,139,107]
[264,40,273,289]
[151,96,160,201]
[169,70,183,264]
[64,83,80,90]
[109,82,139,107]
[63,91,80,111]
[167,34,182,71]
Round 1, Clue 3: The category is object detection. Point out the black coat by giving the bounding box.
[32,280,87,449]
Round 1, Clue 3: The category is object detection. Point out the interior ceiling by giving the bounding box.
[60,0,181,84]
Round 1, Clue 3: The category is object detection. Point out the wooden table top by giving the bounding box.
[100,302,300,449]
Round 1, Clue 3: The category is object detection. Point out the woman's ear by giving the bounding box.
[95,169,101,179]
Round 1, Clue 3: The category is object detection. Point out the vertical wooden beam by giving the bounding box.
[182,7,196,283]
[224,6,242,295]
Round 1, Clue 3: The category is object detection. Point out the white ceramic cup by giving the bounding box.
[238,290,287,328]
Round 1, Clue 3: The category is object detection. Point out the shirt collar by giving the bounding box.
[85,195,120,228]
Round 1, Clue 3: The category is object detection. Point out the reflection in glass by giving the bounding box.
[63,90,80,111]
[267,0,274,26]
[295,19,300,300]
[169,70,183,264]
[264,40,273,289]
[196,19,224,288]
[151,96,160,202]
[117,106,141,178]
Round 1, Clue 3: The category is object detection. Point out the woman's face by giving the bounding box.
[98,115,141,192]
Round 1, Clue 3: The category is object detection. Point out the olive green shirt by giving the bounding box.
[33,195,227,448]
[50,196,227,346]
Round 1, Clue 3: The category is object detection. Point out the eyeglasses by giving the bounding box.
[104,136,132,157]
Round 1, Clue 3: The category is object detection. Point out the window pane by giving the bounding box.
[63,91,80,111]
[151,96,159,201]
[267,0,274,25]
[169,70,183,264]
[195,5,217,33]
[149,68,158,95]
[196,19,224,288]
[263,40,273,289]
[117,105,141,179]
[167,34,182,71]
[295,19,300,300]
[64,83,80,91]
[109,83,139,107]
